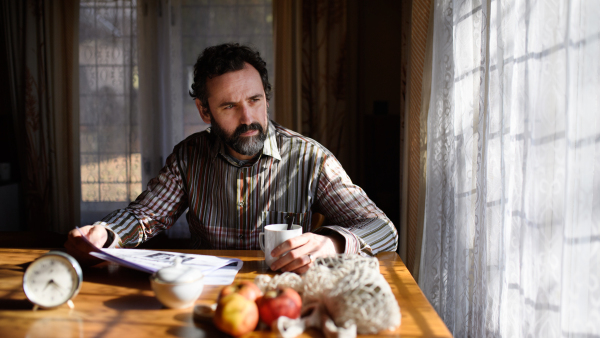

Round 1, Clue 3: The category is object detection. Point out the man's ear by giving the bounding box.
[195,99,211,124]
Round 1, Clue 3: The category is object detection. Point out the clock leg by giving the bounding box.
[67,300,74,309]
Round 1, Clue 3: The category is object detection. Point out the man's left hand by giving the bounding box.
[268,232,344,274]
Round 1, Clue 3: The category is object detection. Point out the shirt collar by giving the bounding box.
[262,120,282,161]
[209,120,282,163]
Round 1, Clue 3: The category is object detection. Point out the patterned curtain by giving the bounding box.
[301,0,350,167]
[273,0,302,132]
[403,0,433,279]
[420,0,600,336]
[6,0,79,233]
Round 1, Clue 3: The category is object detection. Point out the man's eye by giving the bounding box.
[224,104,234,109]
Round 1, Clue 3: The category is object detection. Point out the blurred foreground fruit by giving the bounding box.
[218,280,263,302]
[256,288,302,326]
[213,293,259,337]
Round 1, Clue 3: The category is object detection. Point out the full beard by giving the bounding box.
[211,119,267,156]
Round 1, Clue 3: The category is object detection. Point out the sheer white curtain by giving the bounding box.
[420,0,600,337]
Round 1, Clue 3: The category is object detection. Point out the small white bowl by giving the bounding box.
[150,258,204,309]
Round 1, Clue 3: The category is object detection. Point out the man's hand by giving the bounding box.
[268,232,345,274]
[64,225,108,266]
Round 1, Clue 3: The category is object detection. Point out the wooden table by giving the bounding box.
[0,249,451,337]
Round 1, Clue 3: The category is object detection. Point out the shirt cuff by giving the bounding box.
[93,221,122,249]
[314,225,362,255]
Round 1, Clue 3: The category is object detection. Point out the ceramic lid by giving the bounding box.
[154,257,203,283]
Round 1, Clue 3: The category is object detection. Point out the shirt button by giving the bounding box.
[239,235,244,239]
[238,201,244,207]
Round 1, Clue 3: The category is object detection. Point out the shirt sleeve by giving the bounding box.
[312,154,398,256]
[93,151,188,248]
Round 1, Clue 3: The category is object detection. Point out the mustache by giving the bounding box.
[233,123,264,138]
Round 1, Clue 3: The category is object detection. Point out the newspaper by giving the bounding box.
[77,227,242,285]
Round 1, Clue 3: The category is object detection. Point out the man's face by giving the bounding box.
[196,63,269,160]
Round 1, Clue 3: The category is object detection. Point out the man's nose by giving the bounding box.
[238,103,253,124]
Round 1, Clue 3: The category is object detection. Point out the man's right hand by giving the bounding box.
[64,225,108,266]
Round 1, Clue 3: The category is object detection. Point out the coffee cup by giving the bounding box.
[259,224,303,269]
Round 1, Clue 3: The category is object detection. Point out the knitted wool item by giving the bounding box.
[254,254,401,338]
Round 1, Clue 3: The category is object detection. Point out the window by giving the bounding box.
[78,0,273,229]
[179,0,274,137]
[79,0,140,224]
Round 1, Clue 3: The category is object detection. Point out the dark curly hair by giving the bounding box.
[189,43,272,110]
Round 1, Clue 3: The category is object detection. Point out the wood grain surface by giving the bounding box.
[0,249,451,337]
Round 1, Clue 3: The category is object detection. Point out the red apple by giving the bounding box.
[218,280,263,302]
[256,288,302,326]
[213,293,259,337]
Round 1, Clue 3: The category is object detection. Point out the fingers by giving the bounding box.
[64,225,106,266]
[293,264,311,275]
[67,226,86,239]
[270,249,312,272]
[270,233,311,257]
[84,225,108,247]
[269,233,337,273]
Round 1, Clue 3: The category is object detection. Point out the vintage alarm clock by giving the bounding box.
[22,251,83,310]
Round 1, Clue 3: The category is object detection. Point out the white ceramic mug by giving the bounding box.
[259,224,303,269]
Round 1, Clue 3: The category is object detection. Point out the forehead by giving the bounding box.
[206,63,264,102]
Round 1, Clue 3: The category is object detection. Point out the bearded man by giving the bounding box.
[66,43,397,274]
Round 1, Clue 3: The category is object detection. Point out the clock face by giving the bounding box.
[23,253,82,308]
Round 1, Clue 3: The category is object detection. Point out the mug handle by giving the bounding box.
[259,233,265,252]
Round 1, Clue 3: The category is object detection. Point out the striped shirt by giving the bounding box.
[95,120,398,256]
